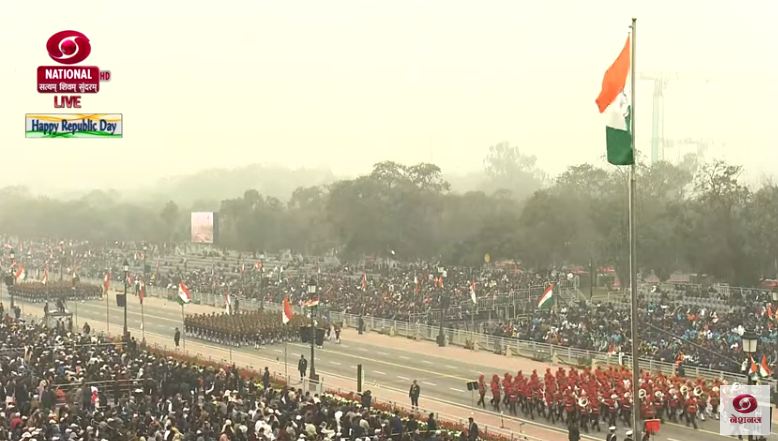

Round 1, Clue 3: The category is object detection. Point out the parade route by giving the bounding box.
[10,292,776,441]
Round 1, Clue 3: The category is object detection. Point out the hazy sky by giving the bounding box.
[1,0,776,192]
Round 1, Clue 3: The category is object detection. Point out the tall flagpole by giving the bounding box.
[181,303,186,351]
[628,17,641,440]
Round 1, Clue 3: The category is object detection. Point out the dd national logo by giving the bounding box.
[46,30,91,64]
[27,30,122,139]
[733,393,759,414]
[720,385,771,436]
[36,30,111,109]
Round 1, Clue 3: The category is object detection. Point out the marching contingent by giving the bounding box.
[184,310,311,348]
[476,366,723,434]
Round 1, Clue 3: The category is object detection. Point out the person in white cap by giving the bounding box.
[624,429,633,441]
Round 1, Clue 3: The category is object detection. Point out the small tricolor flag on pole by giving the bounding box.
[177,281,192,305]
[760,354,773,378]
[103,271,111,294]
[282,296,293,324]
[537,284,554,309]
[14,265,26,283]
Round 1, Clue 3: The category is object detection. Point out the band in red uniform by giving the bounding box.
[477,365,724,432]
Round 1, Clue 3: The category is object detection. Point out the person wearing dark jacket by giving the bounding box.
[262,367,270,390]
[467,417,479,441]
[427,413,437,434]
[41,386,55,411]
[390,410,403,441]
[297,355,307,382]
[361,390,372,409]
[409,380,421,410]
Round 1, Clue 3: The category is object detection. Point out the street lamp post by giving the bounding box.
[589,260,594,300]
[437,273,447,347]
[307,278,318,383]
[123,259,129,340]
[742,328,758,441]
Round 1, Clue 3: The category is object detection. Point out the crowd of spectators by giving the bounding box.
[3,237,777,376]
[488,289,778,374]
[0,312,476,441]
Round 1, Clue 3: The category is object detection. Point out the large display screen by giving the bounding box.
[191,212,215,244]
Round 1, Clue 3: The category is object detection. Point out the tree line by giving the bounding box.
[1,144,776,285]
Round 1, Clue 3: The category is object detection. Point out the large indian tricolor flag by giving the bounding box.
[595,36,633,166]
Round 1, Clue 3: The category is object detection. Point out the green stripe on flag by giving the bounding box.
[606,127,633,165]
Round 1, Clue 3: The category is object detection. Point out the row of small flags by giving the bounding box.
[238,261,264,273]
[743,354,774,378]
[103,271,148,304]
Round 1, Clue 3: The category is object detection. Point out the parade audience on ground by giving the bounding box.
[0,313,472,441]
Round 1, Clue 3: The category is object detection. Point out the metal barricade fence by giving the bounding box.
[89,278,774,389]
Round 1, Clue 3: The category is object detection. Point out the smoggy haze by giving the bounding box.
[0,0,776,193]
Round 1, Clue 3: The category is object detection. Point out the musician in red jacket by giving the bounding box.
[589,396,601,432]
[507,381,519,416]
[685,396,698,429]
[477,374,486,408]
[641,397,656,420]
[709,386,720,420]
[667,392,680,423]
[620,393,633,426]
[490,375,501,412]
[563,391,576,425]
[604,394,618,428]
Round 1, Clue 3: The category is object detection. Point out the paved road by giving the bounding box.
[10,293,775,441]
